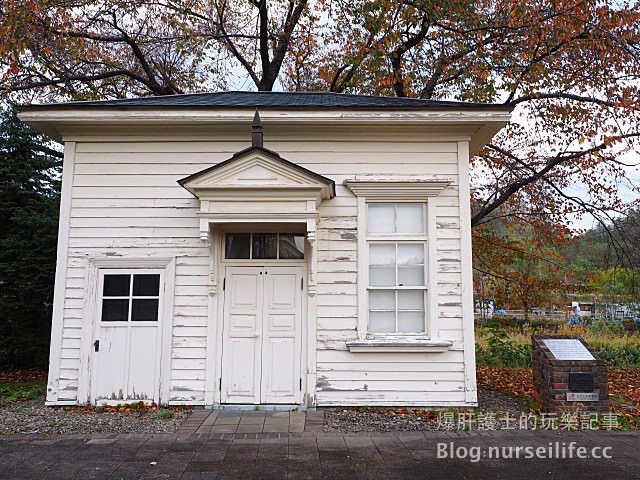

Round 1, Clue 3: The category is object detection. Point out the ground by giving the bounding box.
[1,367,638,433]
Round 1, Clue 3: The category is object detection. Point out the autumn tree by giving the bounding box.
[1,0,317,100]
[472,207,578,318]
[2,0,640,296]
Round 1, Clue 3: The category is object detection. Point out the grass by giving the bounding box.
[0,378,46,406]
[478,324,640,347]
[476,324,640,369]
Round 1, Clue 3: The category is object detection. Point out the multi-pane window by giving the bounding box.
[225,233,305,260]
[367,204,427,333]
[101,273,161,322]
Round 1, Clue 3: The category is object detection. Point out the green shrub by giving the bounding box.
[0,379,46,405]
[476,326,640,369]
[589,320,627,336]
[476,328,532,368]
[592,344,640,369]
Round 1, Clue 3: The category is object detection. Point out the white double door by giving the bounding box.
[221,266,303,404]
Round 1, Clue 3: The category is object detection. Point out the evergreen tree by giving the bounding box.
[0,106,61,368]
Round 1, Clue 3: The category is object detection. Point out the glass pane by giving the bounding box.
[397,244,424,265]
[102,299,129,321]
[103,274,130,297]
[132,274,160,296]
[398,290,424,310]
[131,299,159,321]
[398,266,424,286]
[368,204,395,233]
[369,311,395,333]
[396,204,424,233]
[369,266,395,286]
[279,234,305,259]
[225,233,250,259]
[398,311,424,332]
[369,244,395,265]
[369,290,395,310]
[252,233,278,259]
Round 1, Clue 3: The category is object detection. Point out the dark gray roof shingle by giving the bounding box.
[19,91,510,110]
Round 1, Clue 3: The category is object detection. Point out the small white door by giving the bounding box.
[92,271,162,404]
[221,266,302,404]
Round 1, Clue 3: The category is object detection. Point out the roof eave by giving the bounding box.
[18,108,512,143]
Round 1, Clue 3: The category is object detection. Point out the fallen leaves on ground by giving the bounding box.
[478,366,640,429]
[0,369,47,383]
[64,401,191,414]
[476,366,536,403]
[608,369,640,405]
[607,369,640,429]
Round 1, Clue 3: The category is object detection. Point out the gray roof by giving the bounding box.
[19,91,511,111]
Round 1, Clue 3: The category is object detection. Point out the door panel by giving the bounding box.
[94,326,129,402]
[92,271,163,405]
[221,266,302,404]
[127,326,159,400]
[93,324,159,404]
[263,337,297,401]
[225,338,260,400]
[261,269,301,403]
[222,267,263,404]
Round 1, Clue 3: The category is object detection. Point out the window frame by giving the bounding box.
[98,269,164,324]
[223,232,306,261]
[365,202,428,335]
[344,176,452,351]
[351,194,440,343]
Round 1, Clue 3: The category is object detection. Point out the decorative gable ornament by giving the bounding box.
[178,111,334,242]
[179,149,334,201]
[177,111,335,296]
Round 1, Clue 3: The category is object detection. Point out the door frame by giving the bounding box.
[211,230,310,406]
[220,265,304,404]
[82,257,175,406]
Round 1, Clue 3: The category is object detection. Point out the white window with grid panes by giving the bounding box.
[367,203,427,334]
[99,271,162,322]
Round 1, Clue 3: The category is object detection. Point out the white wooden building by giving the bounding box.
[19,92,511,407]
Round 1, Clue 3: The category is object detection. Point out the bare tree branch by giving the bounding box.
[474,133,640,227]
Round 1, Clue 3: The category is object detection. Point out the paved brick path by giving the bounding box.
[0,410,639,479]
[178,410,323,437]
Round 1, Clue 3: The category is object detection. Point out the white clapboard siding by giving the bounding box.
[313,168,467,403]
[71,198,199,209]
[56,143,212,403]
[75,140,458,154]
[317,318,358,331]
[75,161,460,176]
[51,130,472,407]
[317,260,357,273]
[315,390,467,406]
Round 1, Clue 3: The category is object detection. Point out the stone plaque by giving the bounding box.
[567,392,599,402]
[569,372,594,392]
[543,339,595,361]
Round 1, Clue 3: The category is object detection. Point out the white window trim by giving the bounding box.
[367,204,428,335]
[98,270,163,323]
[344,177,452,352]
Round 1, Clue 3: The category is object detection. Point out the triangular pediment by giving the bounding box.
[178,147,334,199]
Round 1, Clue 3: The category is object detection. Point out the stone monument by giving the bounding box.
[532,335,609,414]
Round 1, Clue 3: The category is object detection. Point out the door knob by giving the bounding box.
[94,340,100,352]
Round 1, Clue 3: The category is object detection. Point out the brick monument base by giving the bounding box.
[532,335,609,414]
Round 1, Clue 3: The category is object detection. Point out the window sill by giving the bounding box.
[346,338,453,353]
